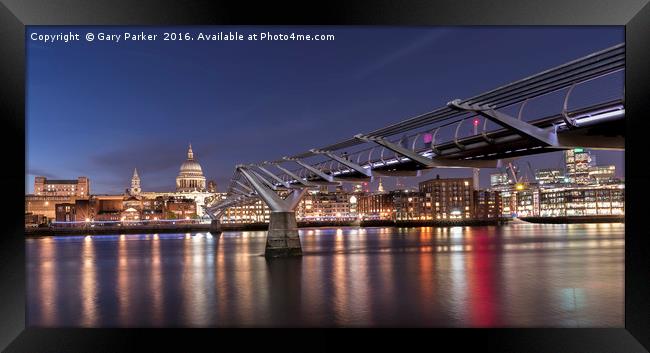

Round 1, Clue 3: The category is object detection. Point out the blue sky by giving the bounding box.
[26,26,624,194]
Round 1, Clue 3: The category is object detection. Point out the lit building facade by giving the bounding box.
[140,190,215,218]
[393,190,421,221]
[141,196,166,220]
[357,192,394,220]
[565,148,594,185]
[297,188,353,220]
[222,199,270,223]
[165,198,198,219]
[93,195,124,221]
[490,172,511,190]
[538,185,624,217]
[54,198,94,222]
[419,176,474,220]
[499,191,516,217]
[55,203,75,222]
[589,165,617,185]
[513,187,539,217]
[494,183,625,218]
[34,176,90,197]
[25,195,75,220]
[536,168,567,186]
[473,190,502,219]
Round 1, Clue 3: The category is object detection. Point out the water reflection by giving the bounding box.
[80,237,98,326]
[150,234,163,325]
[26,223,624,327]
[116,234,131,326]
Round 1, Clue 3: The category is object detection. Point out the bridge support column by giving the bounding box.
[266,211,302,258]
[237,166,309,259]
[209,219,222,234]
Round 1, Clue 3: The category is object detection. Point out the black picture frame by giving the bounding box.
[1,1,648,352]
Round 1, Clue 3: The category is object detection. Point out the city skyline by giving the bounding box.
[27,26,624,194]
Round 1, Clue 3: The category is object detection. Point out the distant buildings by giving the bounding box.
[565,148,593,185]
[538,185,624,217]
[132,144,215,218]
[353,176,502,221]
[589,165,617,185]
[207,180,218,193]
[26,195,74,220]
[27,144,218,225]
[34,176,89,197]
[489,172,511,191]
[222,199,270,223]
[298,186,353,221]
[25,146,624,227]
[357,192,394,220]
[485,149,622,217]
[535,168,566,186]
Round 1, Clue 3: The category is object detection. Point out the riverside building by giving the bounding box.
[419,175,474,220]
[34,176,90,197]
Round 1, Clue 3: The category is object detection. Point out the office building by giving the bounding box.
[589,165,617,185]
[490,172,512,191]
[536,168,566,186]
[538,184,624,217]
[565,148,594,185]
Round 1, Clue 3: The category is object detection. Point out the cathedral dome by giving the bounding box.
[179,159,203,174]
[176,144,207,192]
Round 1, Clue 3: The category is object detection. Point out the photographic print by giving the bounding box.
[25,26,625,328]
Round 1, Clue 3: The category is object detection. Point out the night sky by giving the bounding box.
[26,26,624,194]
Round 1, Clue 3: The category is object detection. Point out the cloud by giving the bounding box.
[86,140,189,192]
[353,30,450,81]
[27,168,59,179]
[90,141,183,176]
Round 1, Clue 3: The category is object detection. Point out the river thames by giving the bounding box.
[26,223,624,327]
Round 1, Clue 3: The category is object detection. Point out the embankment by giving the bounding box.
[519,216,624,224]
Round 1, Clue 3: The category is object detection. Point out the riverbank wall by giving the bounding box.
[519,215,624,224]
[28,216,627,236]
[25,218,514,236]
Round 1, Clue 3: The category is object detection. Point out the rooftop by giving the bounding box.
[43,180,78,184]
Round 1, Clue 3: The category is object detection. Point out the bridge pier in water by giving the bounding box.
[266,211,302,258]
[209,219,222,234]
[236,166,308,258]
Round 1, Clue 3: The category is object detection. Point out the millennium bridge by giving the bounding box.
[204,43,625,258]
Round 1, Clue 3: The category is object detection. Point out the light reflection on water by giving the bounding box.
[26,223,624,327]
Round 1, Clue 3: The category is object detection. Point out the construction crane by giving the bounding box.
[507,161,519,184]
[526,161,536,183]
